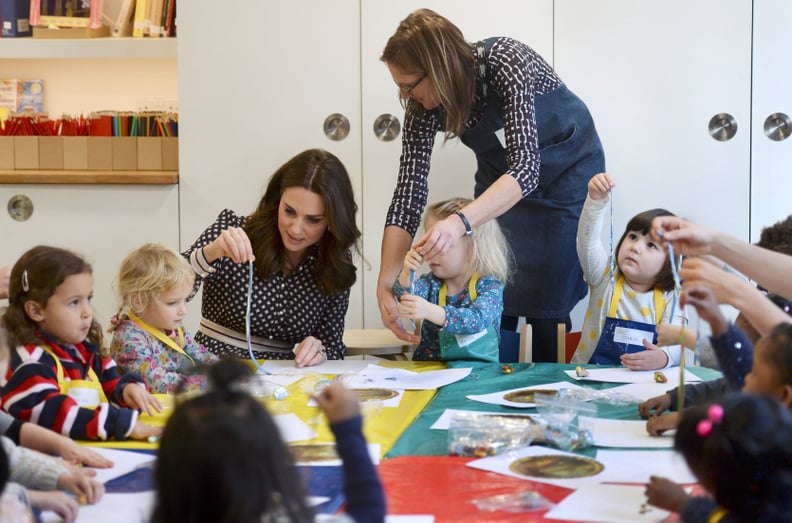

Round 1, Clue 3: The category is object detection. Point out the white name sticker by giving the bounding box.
[613,326,653,346]
[455,329,488,347]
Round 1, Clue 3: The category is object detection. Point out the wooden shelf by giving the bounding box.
[0,37,176,59]
[0,170,178,185]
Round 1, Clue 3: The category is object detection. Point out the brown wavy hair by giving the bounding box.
[381,8,475,139]
[243,149,361,295]
[2,245,105,351]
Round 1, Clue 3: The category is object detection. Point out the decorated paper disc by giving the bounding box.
[353,388,399,401]
[502,389,556,403]
[509,455,604,479]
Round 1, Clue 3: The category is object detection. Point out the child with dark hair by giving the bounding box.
[0,246,161,442]
[152,359,385,523]
[645,392,792,522]
[571,173,686,370]
[640,282,792,436]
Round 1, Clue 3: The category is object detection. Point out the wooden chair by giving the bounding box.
[557,323,582,364]
[343,328,412,360]
[499,323,533,363]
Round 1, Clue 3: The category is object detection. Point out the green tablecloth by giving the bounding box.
[386,362,722,458]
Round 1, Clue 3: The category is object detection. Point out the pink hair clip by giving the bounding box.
[697,403,724,437]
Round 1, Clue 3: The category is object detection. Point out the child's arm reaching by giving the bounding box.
[656,324,698,350]
[26,490,79,523]
[314,383,385,523]
[396,249,423,290]
[397,293,446,327]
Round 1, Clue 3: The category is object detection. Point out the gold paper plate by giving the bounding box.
[509,455,604,479]
[353,388,399,401]
[502,389,556,403]
[288,444,339,463]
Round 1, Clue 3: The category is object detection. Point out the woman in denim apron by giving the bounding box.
[377,9,605,361]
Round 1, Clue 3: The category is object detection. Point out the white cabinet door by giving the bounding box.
[555,0,752,240]
[177,1,363,329]
[0,185,179,329]
[751,0,792,240]
[360,0,554,328]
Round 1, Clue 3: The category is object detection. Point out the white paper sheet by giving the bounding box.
[466,381,584,408]
[584,417,673,448]
[430,408,542,430]
[595,450,696,484]
[344,364,471,390]
[544,484,672,522]
[602,382,682,402]
[289,443,382,466]
[41,491,155,523]
[467,446,608,489]
[79,447,156,484]
[274,412,318,442]
[563,367,702,385]
[257,359,379,375]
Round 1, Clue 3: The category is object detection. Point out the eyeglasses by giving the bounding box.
[400,74,426,95]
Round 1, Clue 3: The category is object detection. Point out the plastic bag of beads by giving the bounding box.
[471,491,554,513]
[448,412,542,457]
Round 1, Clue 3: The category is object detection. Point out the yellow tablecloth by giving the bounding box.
[82,360,445,456]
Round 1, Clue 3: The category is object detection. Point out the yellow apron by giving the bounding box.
[40,341,108,409]
[127,311,195,365]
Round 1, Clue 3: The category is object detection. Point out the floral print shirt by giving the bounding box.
[394,272,503,360]
[110,316,218,393]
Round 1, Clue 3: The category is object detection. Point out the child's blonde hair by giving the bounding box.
[116,243,194,319]
[424,198,512,283]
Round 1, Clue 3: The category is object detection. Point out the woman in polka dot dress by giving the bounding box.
[570,173,686,370]
[183,149,361,367]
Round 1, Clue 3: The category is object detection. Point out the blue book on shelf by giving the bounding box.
[0,0,32,37]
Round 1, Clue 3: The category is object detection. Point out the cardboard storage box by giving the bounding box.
[13,136,38,169]
[38,136,64,169]
[87,137,113,170]
[112,136,137,170]
[0,137,14,169]
[63,136,89,170]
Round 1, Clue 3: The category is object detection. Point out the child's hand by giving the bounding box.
[397,293,443,326]
[646,412,680,437]
[587,173,615,201]
[656,323,697,350]
[638,393,672,418]
[129,421,163,441]
[123,383,163,416]
[57,472,104,506]
[314,382,360,425]
[645,475,690,513]
[680,282,729,335]
[59,440,113,469]
[403,249,423,275]
[27,490,79,523]
[621,345,669,371]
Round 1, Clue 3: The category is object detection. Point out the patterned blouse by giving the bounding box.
[386,36,562,235]
[394,272,503,360]
[183,209,349,360]
[109,317,218,393]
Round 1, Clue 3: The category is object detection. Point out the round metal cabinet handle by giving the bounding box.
[7,194,33,222]
[764,113,792,142]
[373,114,401,142]
[708,113,737,141]
[323,113,350,141]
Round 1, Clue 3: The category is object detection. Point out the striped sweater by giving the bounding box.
[1,335,143,441]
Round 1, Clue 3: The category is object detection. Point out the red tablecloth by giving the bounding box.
[379,456,575,522]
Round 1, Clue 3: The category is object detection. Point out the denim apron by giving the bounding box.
[39,340,108,409]
[589,277,664,365]
[460,38,605,318]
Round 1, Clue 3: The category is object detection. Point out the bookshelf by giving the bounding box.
[0,37,176,59]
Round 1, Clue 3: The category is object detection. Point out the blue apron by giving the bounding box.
[459,38,605,318]
[589,277,664,365]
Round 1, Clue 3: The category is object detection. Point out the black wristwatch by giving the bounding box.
[454,210,475,237]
